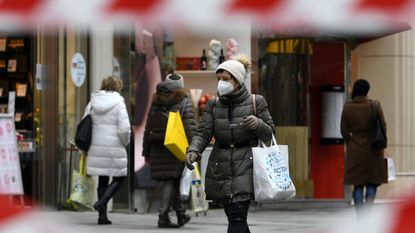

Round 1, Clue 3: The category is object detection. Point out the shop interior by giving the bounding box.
[0,33,37,205]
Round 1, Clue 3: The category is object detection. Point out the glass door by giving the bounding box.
[56,26,89,208]
[258,38,313,198]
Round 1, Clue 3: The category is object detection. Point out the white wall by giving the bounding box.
[90,23,114,91]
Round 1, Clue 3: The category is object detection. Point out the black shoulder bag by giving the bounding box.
[370,101,387,149]
[75,105,93,152]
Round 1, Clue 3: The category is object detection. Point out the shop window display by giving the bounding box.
[0,34,35,205]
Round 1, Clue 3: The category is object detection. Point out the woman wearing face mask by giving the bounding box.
[185,55,274,233]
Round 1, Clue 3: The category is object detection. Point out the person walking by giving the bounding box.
[142,73,197,228]
[83,75,131,225]
[341,79,388,216]
[185,56,274,233]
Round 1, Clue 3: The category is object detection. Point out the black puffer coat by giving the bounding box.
[142,83,196,180]
[187,85,274,203]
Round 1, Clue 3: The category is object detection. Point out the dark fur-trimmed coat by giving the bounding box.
[142,85,196,180]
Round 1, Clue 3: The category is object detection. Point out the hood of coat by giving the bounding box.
[90,91,124,114]
[152,85,187,106]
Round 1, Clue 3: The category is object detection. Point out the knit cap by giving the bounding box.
[216,60,246,85]
[165,73,184,90]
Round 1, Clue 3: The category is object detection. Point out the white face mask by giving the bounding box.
[217,80,234,96]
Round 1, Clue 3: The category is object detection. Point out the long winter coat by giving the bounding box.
[85,91,131,177]
[341,96,388,185]
[142,86,196,180]
[187,85,274,203]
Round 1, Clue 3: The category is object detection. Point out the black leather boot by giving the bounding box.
[158,213,180,228]
[93,179,123,213]
[96,187,111,225]
[176,211,191,227]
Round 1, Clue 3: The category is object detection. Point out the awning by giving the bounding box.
[0,0,412,36]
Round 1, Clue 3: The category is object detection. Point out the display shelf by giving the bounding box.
[0,35,33,132]
[176,70,216,75]
[177,70,217,94]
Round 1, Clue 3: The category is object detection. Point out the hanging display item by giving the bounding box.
[321,85,344,144]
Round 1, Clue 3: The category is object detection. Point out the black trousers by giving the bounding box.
[98,176,125,189]
[97,176,125,207]
[224,200,251,233]
[159,179,185,215]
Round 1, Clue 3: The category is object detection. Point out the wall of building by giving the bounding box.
[354,26,415,198]
[310,42,345,199]
[91,24,114,92]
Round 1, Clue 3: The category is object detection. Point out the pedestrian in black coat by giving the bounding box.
[143,73,196,228]
[185,56,274,233]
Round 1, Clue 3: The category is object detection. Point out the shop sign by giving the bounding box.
[0,114,24,195]
[71,53,86,87]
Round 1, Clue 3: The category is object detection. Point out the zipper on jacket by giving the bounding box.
[228,102,234,199]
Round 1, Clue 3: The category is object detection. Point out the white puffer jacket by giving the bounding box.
[84,91,131,177]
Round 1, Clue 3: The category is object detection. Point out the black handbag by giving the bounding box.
[370,101,387,149]
[75,106,93,152]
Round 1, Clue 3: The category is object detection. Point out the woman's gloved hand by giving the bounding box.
[185,151,201,170]
[242,115,260,130]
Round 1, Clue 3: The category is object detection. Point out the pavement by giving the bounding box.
[35,206,360,233]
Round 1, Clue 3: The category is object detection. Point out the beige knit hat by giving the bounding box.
[216,55,251,85]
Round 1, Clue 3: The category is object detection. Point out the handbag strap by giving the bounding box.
[370,100,379,122]
[252,94,257,116]
[85,102,93,115]
[258,134,278,148]
[79,152,87,176]
[179,98,187,116]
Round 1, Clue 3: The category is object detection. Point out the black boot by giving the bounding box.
[176,211,191,227]
[158,213,180,228]
[96,187,112,225]
[98,205,112,225]
[94,179,123,213]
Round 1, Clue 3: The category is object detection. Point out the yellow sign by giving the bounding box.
[8,39,25,49]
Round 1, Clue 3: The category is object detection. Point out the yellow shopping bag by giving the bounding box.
[67,152,95,210]
[164,111,188,161]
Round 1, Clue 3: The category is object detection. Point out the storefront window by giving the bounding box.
[258,38,312,126]
[112,26,135,211]
[258,38,313,198]
[56,27,89,208]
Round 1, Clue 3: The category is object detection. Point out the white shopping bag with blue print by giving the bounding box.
[252,135,295,202]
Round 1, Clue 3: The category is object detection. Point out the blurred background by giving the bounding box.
[0,0,414,216]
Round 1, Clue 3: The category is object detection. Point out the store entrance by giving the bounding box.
[258,38,349,199]
[56,28,89,209]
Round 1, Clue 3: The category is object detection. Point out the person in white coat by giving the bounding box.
[83,75,131,225]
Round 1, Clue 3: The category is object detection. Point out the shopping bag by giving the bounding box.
[67,152,95,209]
[385,157,396,181]
[180,167,192,200]
[190,164,208,213]
[164,111,188,161]
[252,135,296,202]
